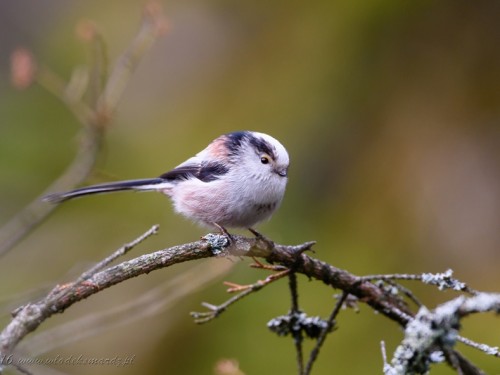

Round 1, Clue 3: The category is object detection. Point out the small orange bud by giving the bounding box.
[214,359,244,375]
[144,1,170,36]
[75,19,98,42]
[10,47,36,89]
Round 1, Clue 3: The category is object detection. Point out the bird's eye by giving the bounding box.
[260,155,270,164]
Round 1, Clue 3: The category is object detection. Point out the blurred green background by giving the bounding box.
[1,1,499,374]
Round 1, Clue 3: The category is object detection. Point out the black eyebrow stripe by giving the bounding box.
[249,136,276,160]
[222,131,276,161]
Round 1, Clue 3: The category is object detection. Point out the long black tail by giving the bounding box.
[43,178,167,203]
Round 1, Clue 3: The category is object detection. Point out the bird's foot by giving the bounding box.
[213,222,236,245]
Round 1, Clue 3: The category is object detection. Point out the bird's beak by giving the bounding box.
[275,167,288,177]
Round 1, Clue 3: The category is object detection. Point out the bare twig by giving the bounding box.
[288,272,304,375]
[191,265,290,324]
[191,290,254,324]
[0,225,215,363]
[0,125,102,257]
[76,224,159,282]
[381,341,391,374]
[361,273,423,282]
[385,280,423,308]
[361,269,477,295]
[303,292,348,375]
[18,260,233,356]
[96,2,168,120]
[457,336,500,357]
[0,2,166,257]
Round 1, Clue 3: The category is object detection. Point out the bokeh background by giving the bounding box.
[1,1,499,374]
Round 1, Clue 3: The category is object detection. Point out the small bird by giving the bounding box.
[44,131,289,232]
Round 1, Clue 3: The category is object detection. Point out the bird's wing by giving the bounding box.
[158,157,229,183]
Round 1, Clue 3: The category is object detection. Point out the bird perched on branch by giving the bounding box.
[44,131,289,233]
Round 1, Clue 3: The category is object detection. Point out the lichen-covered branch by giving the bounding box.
[384,293,500,375]
[0,230,495,375]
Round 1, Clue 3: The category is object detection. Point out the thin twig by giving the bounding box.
[1,225,215,358]
[361,270,477,295]
[385,280,423,307]
[19,260,233,356]
[76,224,159,282]
[0,126,102,257]
[96,2,168,120]
[303,292,348,375]
[288,272,304,375]
[380,341,394,375]
[191,268,290,324]
[360,273,423,282]
[37,65,95,124]
[0,3,166,257]
[85,23,108,108]
[457,336,500,357]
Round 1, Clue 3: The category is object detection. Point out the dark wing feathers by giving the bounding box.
[159,161,229,183]
[198,162,229,182]
[159,165,200,181]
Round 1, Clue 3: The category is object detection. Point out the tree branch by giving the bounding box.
[0,227,211,359]
[265,242,414,326]
[384,293,500,375]
[0,229,492,374]
[0,2,166,257]
[18,260,233,357]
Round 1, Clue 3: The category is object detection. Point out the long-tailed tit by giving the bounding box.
[44,131,289,232]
